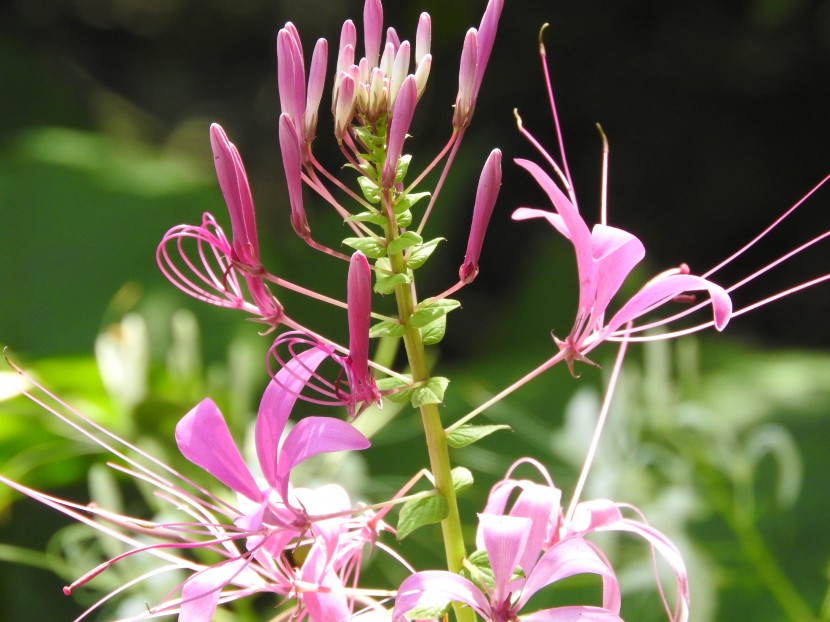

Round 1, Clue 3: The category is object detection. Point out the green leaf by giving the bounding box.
[412,376,449,407]
[376,374,415,404]
[387,231,423,256]
[368,320,405,339]
[446,424,513,449]
[374,272,410,295]
[410,299,461,328]
[357,176,382,204]
[343,237,386,259]
[404,601,452,620]
[421,315,446,346]
[408,237,444,270]
[451,467,474,494]
[395,154,412,183]
[397,209,413,228]
[397,493,448,541]
[393,191,431,214]
[466,549,495,591]
[345,210,387,226]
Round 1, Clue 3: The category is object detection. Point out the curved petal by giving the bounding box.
[256,347,330,489]
[603,273,732,337]
[479,477,561,575]
[179,559,254,622]
[176,399,261,502]
[517,537,621,613]
[589,224,645,321]
[479,513,531,605]
[522,605,624,622]
[392,571,490,622]
[570,500,690,622]
[301,541,351,622]
[275,416,370,501]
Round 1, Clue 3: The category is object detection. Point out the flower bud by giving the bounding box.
[460,149,502,283]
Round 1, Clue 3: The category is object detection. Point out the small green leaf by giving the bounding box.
[408,237,444,270]
[451,467,474,494]
[387,231,423,256]
[410,299,461,328]
[393,191,431,214]
[421,315,447,345]
[368,320,405,339]
[397,209,413,228]
[376,374,415,404]
[343,237,387,259]
[345,210,387,226]
[412,376,449,407]
[466,549,496,591]
[397,493,448,540]
[446,424,513,449]
[395,154,412,183]
[357,177,382,204]
[374,272,410,295]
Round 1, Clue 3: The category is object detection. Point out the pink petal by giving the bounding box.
[179,559,252,622]
[522,606,624,622]
[570,500,690,622]
[460,148,502,283]
[479,513,531,605]
[479,477,560,576]
[393,571,490,622]
[336,20,357,75]
[514,159,596,315]
[275,416,370,501]
[256,347,331,489]
[176,398,261,502]
[518,537,621,613]
[334,73,356,140]
[301,541,351,622]
[276,26,306,125]
[603,273,732,337]
[588,224,645,323]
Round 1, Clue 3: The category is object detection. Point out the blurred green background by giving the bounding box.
[1,0,829,620]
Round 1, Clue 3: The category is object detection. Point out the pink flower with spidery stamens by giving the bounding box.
[268,252,381,419]
[393,458,690,622]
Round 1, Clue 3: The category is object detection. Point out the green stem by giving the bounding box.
[386,223,474,622]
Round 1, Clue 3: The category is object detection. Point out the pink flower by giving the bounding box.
[513,159,731,370]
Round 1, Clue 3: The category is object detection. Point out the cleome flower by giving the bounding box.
[393,459,689,622]
[0,358,385,621]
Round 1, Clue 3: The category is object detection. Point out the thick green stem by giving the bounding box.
[386,223,474,622]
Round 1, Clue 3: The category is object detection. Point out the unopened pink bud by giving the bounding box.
[363,0,383,69]
[276,26,306,126]
[460,148,502,284]
[304,38,328,144]
[389,41,411,109]
[379,40,396,76]
[278,114,310,240]
[334,73,357,140]
[385,26,400,52]
[414,53,431,98]
[453,28,478,129]
[473,0,503,96]
[209,123,260,269]
[382,75,417,188]
[336,20,357,75]
[415,12,431,64]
